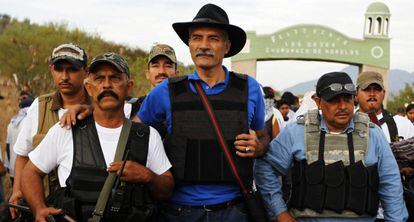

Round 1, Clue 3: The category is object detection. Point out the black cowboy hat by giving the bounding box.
[172,3,246,58]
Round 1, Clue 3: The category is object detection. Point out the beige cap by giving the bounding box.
[356,71,384,90]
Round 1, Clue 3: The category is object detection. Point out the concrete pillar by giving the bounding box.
[231,59,257,78]
[359,65,389,107]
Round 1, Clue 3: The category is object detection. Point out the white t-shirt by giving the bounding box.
[272,108,286,131]
[6,120,24,177]
[14,98,132,157]
[29,122,171,187]
[377,113,414,143]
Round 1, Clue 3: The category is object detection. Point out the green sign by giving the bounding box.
[232,24,389,69]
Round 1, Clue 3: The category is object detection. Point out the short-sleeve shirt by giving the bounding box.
[138,66,265,206]
[14,98,132,157]
[29,122,171,187]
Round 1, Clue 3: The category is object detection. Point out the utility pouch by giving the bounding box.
[345,160,367,215]
[324,160,346,213]
[164,135,187,181]
[105,185,126,220]
[304,160,325,213]
[366,164,379,216]
[289,159,307,210]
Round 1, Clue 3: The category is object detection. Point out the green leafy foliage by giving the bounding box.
[387,82,414,114]
[0,14,194,97]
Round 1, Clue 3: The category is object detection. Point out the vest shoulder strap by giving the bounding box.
[128,122,150,165]
[229,71,248,80]
[304,109,320,132]
[33,92,59,148]
[380,110,399,142]
[168,75,188,84]
[37,92,58,133]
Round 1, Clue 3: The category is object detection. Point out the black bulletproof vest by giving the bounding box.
[265,114,274,139]
[128,96,146,120]
[379,110,399,142]
[165,72,251,185]
[59,116,151,222]
[128,95,167,139]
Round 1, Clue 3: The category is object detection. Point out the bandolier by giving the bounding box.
[289,109,379,218]
[33,91,90,198]
[379,110,399,142]
[165,72,252,186]
[53,116,156,222]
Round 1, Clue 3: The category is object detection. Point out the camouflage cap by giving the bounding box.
[357,71,384,90]
[148,44,177,65]
[89,52,130,77]
[50,43,87,69]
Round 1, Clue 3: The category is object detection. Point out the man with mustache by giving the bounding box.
[9,43,91,219]
[136,4,269,221]
[255,72,407,221]
[20,52,173,222]
[128,44,178,129]
[355,71,414,143]
[146,44,179,88]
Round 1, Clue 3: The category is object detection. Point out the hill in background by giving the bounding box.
[283,66,414,98]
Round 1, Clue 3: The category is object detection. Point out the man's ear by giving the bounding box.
[126,79,135,97]
[314,97,321,109]
[82,67,88,79]
[225,41,231,55]
[145,69,150,80]
[84,77,93,96]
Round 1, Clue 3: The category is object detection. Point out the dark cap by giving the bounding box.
[148,44,177,65]
[281,91,298,105]
[262,86,275,99]
[50,43,87,69]
[89,52,130,77]
[316,72,356,101]
[356,71,384,90]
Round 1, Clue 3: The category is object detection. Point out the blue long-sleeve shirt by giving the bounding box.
[254,117,408,222]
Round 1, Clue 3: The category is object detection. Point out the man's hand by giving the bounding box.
[35,207,63,222]
[273,210,297,222]
[234,133,260,158]
[400,167,414,176]
[9,190,23,219]
[234,128,269,158]
[107,161,156,183]
[59,104,94,128]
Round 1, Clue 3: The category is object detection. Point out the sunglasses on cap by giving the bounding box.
[321,83,356,93]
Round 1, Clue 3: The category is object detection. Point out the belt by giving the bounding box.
[198,196,244,211]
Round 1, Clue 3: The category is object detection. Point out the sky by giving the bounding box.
[1,0,413,91]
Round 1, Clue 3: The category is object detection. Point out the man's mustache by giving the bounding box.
[156,73,168,79]
[195,50,214,57]
[335,111,350,116]
[97,90,119,101]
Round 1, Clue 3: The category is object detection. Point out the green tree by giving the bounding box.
[387,82,414,114]
[0,15,193,97]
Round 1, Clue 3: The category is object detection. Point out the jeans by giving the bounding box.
[159,201,249,222]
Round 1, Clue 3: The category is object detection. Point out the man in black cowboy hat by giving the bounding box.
[137,3,269,222]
